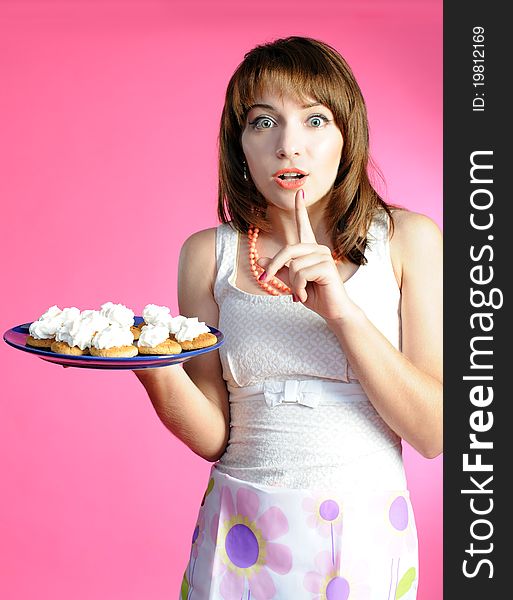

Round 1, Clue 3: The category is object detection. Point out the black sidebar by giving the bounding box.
[444,2,508,597]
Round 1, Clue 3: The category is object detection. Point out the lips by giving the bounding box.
[272,168,309,190]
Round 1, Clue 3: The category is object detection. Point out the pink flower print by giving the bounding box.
[211,485,293,600]
[303,495,344,538]
[369,494,418,600]
[389,496,409,531]
[304,550,351,600]
[385,495,417,600]
[304,549,373,600]
[191,510,206,559]
[303,495,343,567]
[184,510,207,598]
[370,493,417,556]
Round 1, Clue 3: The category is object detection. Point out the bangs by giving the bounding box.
[230,47,343,126]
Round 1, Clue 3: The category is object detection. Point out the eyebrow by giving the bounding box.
[247,102,323,112]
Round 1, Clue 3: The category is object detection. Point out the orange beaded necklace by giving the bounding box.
[248,226,292,296]
[248,225,341,297]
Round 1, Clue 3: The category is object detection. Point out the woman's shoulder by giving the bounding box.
[181,225,216,248]
[181,223,237,257]
[388,207,442,285]
[179,227,218,276]
[179,222,239,274]
[389,207,442,247]
[178,223,239,299]
[180,222,236,251]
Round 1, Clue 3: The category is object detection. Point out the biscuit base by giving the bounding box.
[137,339,182,355]
[173,332,218,351]
[50,341,89,355]
[26,335,54,348]
[90,345,139,358]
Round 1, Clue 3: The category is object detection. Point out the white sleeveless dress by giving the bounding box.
[180,211,418,600]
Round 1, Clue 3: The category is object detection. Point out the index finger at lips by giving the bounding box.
[295,190,317,244]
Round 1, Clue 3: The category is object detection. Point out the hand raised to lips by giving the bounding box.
[256,190,355,322]
[294,189,317,245]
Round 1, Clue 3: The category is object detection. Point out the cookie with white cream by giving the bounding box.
[141,304,172,327]
[51,310,109,355]
[99,301,141,340]
[137,323,182,355]
[89,323,137,358]
[27,306,80,348]
[100,302,135,327]
[171,317,217,351]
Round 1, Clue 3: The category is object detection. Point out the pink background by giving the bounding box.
[0,1,442,599]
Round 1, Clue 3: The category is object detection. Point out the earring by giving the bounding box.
[243,160,248,181]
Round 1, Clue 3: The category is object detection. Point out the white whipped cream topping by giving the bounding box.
[55,310,109,350]
[100,302,135,327]
[29,319,59,339]
[79,309,99,320]
[167,315,188,334]
[39,305,62,321]
[138,324,170,348]
[59,307,82,328]
[29,305,80,339]
[175,317,210,342]
[30,305,62,339]
[142,304,171,326]
[92,324,134,350]
[30,303,212,348]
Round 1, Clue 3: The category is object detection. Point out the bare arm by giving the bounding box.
[326,211,443,458]
[258,192,443,459]
[133,228,229,462]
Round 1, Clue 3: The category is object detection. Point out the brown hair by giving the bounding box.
[217,36,394,264]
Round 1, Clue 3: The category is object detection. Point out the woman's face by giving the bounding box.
[241,90,343,212]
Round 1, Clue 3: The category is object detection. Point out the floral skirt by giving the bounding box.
[180,465,418,600]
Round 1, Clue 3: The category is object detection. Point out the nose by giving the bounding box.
[275,123,304,159]
[276,146,301,159]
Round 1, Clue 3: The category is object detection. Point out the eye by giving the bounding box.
[307,114,330,128]
[249,116,276,130]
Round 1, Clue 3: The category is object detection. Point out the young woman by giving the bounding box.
[135,36,442,600]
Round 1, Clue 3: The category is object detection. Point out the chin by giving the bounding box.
[265,194,299,211]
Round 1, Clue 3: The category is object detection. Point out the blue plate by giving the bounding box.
[3,317,224,370]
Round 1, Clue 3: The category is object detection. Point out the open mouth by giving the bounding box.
[272,171,308,189]
[277,173,306,180]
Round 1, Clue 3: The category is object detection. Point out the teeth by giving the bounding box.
[279,173,303,179]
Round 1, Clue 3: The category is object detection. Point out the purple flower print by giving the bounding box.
[210,485,293,600]
[304,550,372,600]
[185,510,206,599]
[367,494,417,600]
[304,550,349,600]
[389,496,409,531]
[368,494,417,556]
[303,496,343,538]
[303,495,343,567]
[385,495,417,600]
[191,511,206,559]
